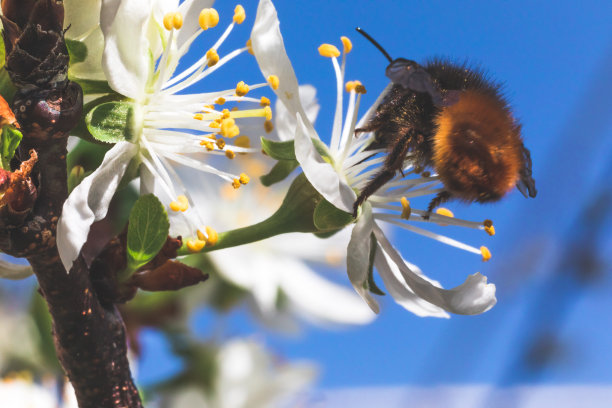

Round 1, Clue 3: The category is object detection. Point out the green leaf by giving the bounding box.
[260,137,296,160]
[0,68,16,102]
[65,38,88,65]
[0,125,22,170]
[73,78,115,95]
[313,198,353,231]
[86,101,140,143]
[126,194,170,275]
[260,159,299,186]
[366,233,385,296]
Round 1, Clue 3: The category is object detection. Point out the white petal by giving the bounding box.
[374,245,450,318]
[294,114,356,213]
[176,0,213,49]
[275,84,320,142]
[251,0,305,118]
[100,0,153,99]
[374,224,497,315]
[57,142,138,272]
[346,203,379,313]
[278,258,376,326]
[0,258,33,280]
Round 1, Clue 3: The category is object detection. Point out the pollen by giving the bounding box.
[436,208,454,218]
[345,80,363,93]
[341,36,352,53]
[400,197,411,220]
[239,173,250,185]
[232,178,241,188]
[260,96,271,106]
[215,97,226,105]
[216,138,226,149]
[233,5,246,24]
[206,48,219,67]
[199,8,219,30]
[483,219,496,236]
[186,238,206,253]
[235,81,250,97]
[226,150,236,159]
[267,75,280,90]
[220,118,240,138]
[480,246,492,262]
[235,135,250,148]
[318,43,341,58]
[263,106,272,121]
[264,120,274,133]
[206,226,219,246]
[200,140,215,151]
[246,39,253,55]
[169,195,189,212]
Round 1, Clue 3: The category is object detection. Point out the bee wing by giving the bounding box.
[517,144,537,198]
[386,58,443,105]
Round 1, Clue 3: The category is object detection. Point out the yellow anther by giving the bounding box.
[260,96,271,106]
[233,5,246,24]
[197,229,206,241]
[226,150,236,159]
[235,81,249,97]
[355,84,367,94]
[264,120,274,133]
[341,36,352,53]
[193,113,204,120]
[173,12,183,29]
[169,195,189,212]
[203,104,215,111]
[267,75,280,90]
[163,13,176,31]
[480,246,492,262]
[231,106,239,111]
[239,173,250,185]
[221,109,231,119]
[216,138,226,149]
[200,140,215,151]
[246,38,253,55]
[220,118,240,138]
[400,197,411,220]
[345,80,363,93]
[209,120,220,128]
[206,48,219,67]
[199,8,219,30]
[232,178,241,188]
[263,106,272,121]
[215,97,226,105]
[205,226,218,246]
[235,135,250,148]
[318,43,341,58]
[186,239,206,253]
[483,219,495,236]
[436,208,454,218]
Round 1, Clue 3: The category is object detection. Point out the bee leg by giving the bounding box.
[424,191,452,220]
[353,168,396,217]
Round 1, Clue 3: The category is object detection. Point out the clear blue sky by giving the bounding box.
[115,0,612,390]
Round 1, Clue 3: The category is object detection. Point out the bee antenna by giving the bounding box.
[355,27,393,63]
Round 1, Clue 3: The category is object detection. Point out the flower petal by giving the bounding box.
[275,84,320,142]
[373,224,497,315]
[251,0,304,118]
[100,0,153,99]
[57,142,138,272]
[294,114,356,213]
[346,203,380,313]
[0,258,33,280]
[374,244,450,318]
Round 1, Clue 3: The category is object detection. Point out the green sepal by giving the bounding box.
[260,137,296,160]
[0,125,22,170]
[0,69,16,102]
[65,38,88,65]
[124,194,170,279]
[260,159,298,186]
[71,94,124,143]
[73,78,115,95]
[67,165,87,193]
[366,233,385,296]
[86,101,140,143]
[313,198,353,231]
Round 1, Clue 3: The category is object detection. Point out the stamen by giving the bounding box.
[484,219,495,236]
[216,138,226,149]
[341,36,352,53]
[209,120,220,128]
[221,109,231,119]
[436,208,454,218]
[199,8,220,30]
[235,135,250,148]
[226,150,236,159]
[163,13,176,31]
[193,113,204,120]
[481,246,492,262]
[197,230,206,240]
[232,177,241,188]
[206,226,218,246]
[345,80,363,93]
[200,140,215,151]
[233,5,246,24]
[169,195,189,212]
[400,197,411,220]
[173,13,183,29]
[263,106,272,121]
[220,118,240,137]
[319,44,341,58]
[186,238,206,252]
[355,84,367,94]
[246,39,254,55]
[239,173,250,185]
[267,75,280,90]
[260,96,271,106]
[206,48,220,67]
[235,81,250,96]
[264,120,274,133]
[215,97,226,105]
